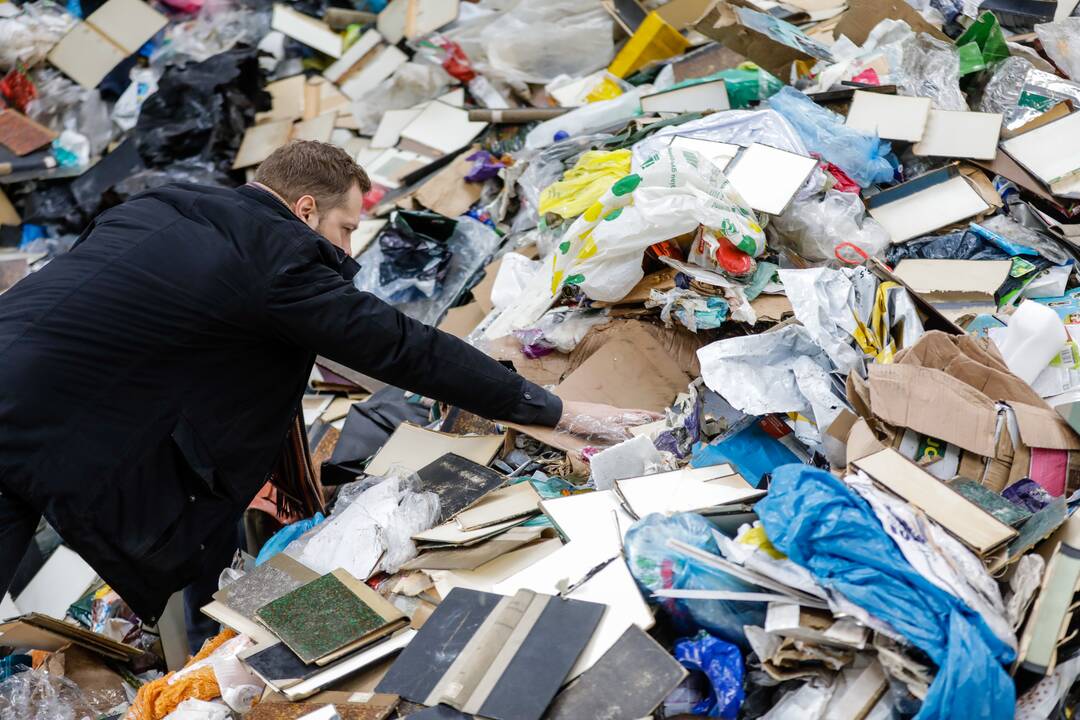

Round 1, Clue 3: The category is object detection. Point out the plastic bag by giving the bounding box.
[551,147,765,303]
[377,211,457,302]
[896,33,967,111]
[289,468,440,578]
[673,631,745,719]
[354,215,501,325]
[516,132,614,215]
[481,0,615,85]
[0,667,96,720]
[113,66,161,132]
[756,464,1016,720]
[768,86,895,188]
[135,47,268,170]
[152,0,271,66]
[1035,18,1080,81]
[347,62,452,135]
[623,512,765,646]
[255,512,325,565]
[26,69,114,158]
[513,306,609,355]
[647,288,730,332]
[538,149,632,219]
[956,12,1010,75]
[163,699,230,720]
[769,190,890,264]
[0,3,76,71]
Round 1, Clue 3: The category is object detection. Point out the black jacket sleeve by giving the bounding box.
[263,249,563,427]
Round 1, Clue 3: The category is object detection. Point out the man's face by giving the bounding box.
[292,183,366,253]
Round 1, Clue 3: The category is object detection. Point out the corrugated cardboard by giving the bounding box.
[413,149,484,218]
[832,0,949,45]
[694,1,814,78]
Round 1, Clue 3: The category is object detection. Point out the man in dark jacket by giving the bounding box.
[0,141,644,625]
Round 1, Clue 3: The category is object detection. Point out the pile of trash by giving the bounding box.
[5,0,1080,718]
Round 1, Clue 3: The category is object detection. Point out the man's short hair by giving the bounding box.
[253,140,371,209]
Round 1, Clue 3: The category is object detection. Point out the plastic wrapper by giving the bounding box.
[551,147,765,303]
[1035,18,1080,81]
[896,34,967,111]
[255,513,325,565]
[757,464,1016,720]
[348,62,453,136]
[769,190,890,264]
[647,288,730,332]
[480,0,614,85]
[26,69,114,158]
[152,0,271,66]
[1016,651,1080,719]
[516,132,613,216]
[491,252,543,310]
[978,55,1034,119]
[768,87,895,188]
[0,3,76,71]
[354,215,501,326]
[673,631,745,719]
[113,67,161,132]
[624,512,765,646]
[691,421,801,488]
[956,12,1009,75]
[513,306,609,355]
[885,229,1010,264]
[135,47,269,170]
[0,667,97,720]
[288,468,440,578]
[538,149,632,219]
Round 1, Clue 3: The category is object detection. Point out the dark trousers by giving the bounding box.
[0,489,40,603]
[2,485,241,657]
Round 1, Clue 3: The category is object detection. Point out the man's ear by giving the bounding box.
[293,194,318,223]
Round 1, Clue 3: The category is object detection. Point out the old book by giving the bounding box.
[416,454,507,523]
[204,554,321,641]
[453,482,541,531]
[256,570,407,666]
[366,424,503,477]
[946,478,1032,527]
[402,526,547,572]
[377,588,603,720]
[545,625,687,720]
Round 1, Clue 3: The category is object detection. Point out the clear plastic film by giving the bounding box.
[0,3,76,71]
[553,402,663,446]
[26,69,114,158]
[0,667,97,720]
[1035,18,1080,82]
[768,190,890,265]
[347,62,453,135]
[896,33,967,111]
[151,0,271,66]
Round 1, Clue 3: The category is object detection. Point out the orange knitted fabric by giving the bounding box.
[125,629,236,720]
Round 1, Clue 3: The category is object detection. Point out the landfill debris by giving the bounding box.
[7,0,1080,718]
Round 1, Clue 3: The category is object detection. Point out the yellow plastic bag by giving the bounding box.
[538,149,632,219]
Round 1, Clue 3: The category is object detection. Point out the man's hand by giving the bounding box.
[554,400,664,445]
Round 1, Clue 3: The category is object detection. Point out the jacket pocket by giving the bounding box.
[170,414,218,494]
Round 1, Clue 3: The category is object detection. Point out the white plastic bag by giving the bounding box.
[552,147,766,303]
[768,190,890,264]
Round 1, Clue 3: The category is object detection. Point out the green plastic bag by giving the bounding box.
[956,12,1010,75]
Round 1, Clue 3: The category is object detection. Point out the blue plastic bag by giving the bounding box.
[674,631,744,718]
[624,513,764,646]
[255,512,326,566]
[756,464,1015,720]
[768,86,895,188]
[691,422,800,488]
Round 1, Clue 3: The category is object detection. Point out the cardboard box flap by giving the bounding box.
[868,363,999,458]
[1011,402,1080,451]
[943,353,1049,408]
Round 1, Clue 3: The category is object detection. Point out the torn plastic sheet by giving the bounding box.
[778,267,874,377]
[697,324,835,419]
[758,465,1016,720]
[846,472,1015,651]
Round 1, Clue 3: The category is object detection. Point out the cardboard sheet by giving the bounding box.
[853,448,1017,555]
[399,102,487,157]
[371,109,423,149]
[844,91,931,143]
[272,4,343,58]
[323,29,383,84]
[14,546,97,619]
[1000,111,1080,191]
[366,424,504,477]
[614,465,764,516]
[913,110,1003,160]
[867,173,989,243]
[377,0,459,44]
[725,143,817,215]
[232,120,294,169]
[455,482,541,530]
[47,0,167,89]
[341,46,409,101]
[437,303,486,339]
[892,259,1011,304]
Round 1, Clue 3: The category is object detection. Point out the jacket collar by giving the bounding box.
[237,184,360,281]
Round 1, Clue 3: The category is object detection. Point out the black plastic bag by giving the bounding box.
[378,210,457,302]
[134,47,270,170]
